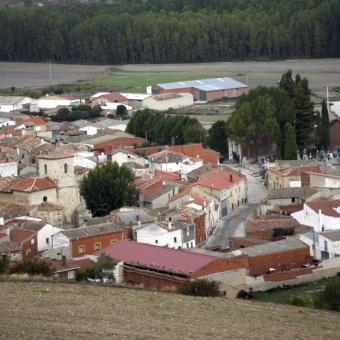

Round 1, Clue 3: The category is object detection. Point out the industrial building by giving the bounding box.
[150,77,249,102]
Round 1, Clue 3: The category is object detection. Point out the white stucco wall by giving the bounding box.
[0,162,18,177]
[111,152,144,167]
[37,224,63,252]
[51,232,70,249]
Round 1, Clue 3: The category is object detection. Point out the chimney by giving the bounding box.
[61,255,66,266]
[230,174,233,182]
[136,214,141,227]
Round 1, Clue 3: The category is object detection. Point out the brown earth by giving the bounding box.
[0,59,339,93]
[0,281,339,339]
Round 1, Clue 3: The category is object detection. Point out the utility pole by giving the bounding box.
[49,61,52,82]
[326,85,330,113]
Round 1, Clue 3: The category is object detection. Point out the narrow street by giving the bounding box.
[204,165,267,249]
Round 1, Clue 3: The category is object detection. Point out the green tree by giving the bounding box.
[284,123,297,160]
[293,75,315,150]
[320,99,330,149]
[228,96,279,159]
[116,104,128,118]
[284,123,298,160]
[208,120,228,157]
[80,161,138,217]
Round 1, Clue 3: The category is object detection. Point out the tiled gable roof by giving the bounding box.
[13,177,56,193]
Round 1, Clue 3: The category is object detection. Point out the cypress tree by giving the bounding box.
[284,123,298,160]
[293,75,315,150]
[321,99,330,149]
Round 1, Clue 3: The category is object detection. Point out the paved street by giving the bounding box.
[204,166,267,249]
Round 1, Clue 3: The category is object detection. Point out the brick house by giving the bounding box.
[96,240,246,290]
[51,224,128,258]
[0,228,38,261]
[151,77,249,102]
[330,117,340,149]
[245,216,308,240]
[234,238,312,277]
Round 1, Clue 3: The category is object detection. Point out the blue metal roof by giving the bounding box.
[156,77,248,92]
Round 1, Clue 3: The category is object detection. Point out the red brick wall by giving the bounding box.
[194,214,206,244]
[192,258,244,278]
[301,172,311,187]
[71,229,128,257]
[330,119,340,148]
[94,137,145,153]
[246,230,274,240]
[248,247,311,277]
[263,267,313,282]
[123,265,185,291]
[22,235,38,260]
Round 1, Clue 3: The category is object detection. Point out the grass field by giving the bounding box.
[254,277,340,304]
[1,281,340,339]
[88,71,221,92]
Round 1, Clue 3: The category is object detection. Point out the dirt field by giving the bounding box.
[0,282,339,339]
[0,59,339,93]
[0,62,110,89]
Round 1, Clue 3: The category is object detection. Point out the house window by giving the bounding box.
[155,240,158,244]
[44,164,48,175]
[64,163,68,174]
[324,240,328,252]
[190,242,193,248]
[94,242,101,251]
[186,228,189,236]
[78,245,85,254]
[46,238,49,245]
[43,196,48,202]
[31,239,35,244]
[67,271,75,280]
[174,237,177,243]
[292,197,296,203]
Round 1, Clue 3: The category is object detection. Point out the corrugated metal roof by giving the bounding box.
[157,77,247,92]
[96,240,218,275]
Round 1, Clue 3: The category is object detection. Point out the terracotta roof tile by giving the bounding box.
[306,199,340,218]
[13,177,56,193]
[10,229,35,243]
[196,169,245,190]
[16,117,46,126]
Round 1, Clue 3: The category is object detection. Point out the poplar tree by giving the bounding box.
[321,99,330,149]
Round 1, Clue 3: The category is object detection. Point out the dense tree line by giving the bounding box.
[126,109,205,145]
[0,0,339,64]
[51,105,102,122]
[228,70,330,160]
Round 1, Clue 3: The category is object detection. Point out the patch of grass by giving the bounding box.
[334,87,340,94]
[254,277,340,305]
[87,72,219,92]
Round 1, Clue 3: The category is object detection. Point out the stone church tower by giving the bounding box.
[38,150,80,224]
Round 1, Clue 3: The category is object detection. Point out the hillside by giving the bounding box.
[0,282,339,339]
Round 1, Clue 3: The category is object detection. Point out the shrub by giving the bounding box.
[320,281,340,311]
[9,259,53,277]
[0,257,9,274]
[181,279,221,297]
[289,294,312,307]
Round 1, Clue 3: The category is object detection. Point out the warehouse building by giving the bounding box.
[150,77,249,102]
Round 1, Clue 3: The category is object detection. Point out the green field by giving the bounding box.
[254,277,340,304]
[88,71,220,92]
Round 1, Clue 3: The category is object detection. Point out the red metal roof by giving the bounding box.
[196,169,245,190]
[95,240,218,276]
[13,177,56,193]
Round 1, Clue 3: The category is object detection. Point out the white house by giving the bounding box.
[74,151,98,169]
[111,149,144,167]
[0,160,18,177]
[318,230,340,259]
[0,117,16,128]
[136,221,196,250]
[292,200,340,233]
[120,93,151,108]
[149,150,203,174]
[37,223,63,252]
[38,95,82,109]
[79,119,128,136]
[0,96,34,112]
